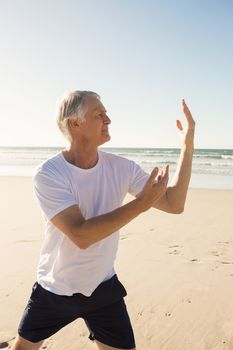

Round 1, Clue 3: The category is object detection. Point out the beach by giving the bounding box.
[1,176,233,350]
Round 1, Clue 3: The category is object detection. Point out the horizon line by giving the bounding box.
[0,145,233,151]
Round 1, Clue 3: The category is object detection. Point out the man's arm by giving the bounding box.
[51,166,169,249]
[153,99,195,214]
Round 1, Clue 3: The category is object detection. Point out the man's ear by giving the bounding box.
[68,119,79,129]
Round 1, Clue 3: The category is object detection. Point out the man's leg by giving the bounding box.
[14,282,81,349]
[95,339,136,349]
[10,335,43,350]
[84,297,136,350]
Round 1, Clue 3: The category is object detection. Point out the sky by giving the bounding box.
[0,0,233,149]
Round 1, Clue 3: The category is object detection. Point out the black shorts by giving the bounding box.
[18,275,135,349]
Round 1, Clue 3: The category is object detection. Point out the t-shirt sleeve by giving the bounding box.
[34,169,78,221]
[128,160,150,197]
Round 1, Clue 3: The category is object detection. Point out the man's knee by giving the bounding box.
[95,339,136,349]
[10,335,43,350]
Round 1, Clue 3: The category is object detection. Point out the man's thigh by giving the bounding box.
[84,298,136,350]
[18,282,80,343]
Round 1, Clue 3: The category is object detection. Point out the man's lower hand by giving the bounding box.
[136,165,169,212]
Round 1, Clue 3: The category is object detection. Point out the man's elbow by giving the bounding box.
[75,238,89,249]
[70,226,90,250]
[171,205,184,214]
[77,242,89,250]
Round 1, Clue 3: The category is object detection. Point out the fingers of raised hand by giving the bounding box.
[182,99,195,127]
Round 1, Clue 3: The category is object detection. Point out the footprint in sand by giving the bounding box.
[168,245,182,255]
[211,251,220,257]
[218,241,231,245]
[182,297,192,303]
[169,249,179,255]
[165,312,171,317]
[0,336,16,349]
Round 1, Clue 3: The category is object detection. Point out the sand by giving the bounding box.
[0,176,233,350]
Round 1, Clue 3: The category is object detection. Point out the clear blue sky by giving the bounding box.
[0,0,232,149]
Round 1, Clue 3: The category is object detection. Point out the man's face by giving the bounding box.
[78,95,111,146]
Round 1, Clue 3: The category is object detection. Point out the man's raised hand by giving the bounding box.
[176,99,195,148]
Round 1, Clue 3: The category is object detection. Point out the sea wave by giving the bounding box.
[222,155,233,160]
[0,147,233,178]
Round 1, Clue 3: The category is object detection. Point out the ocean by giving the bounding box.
[0,147,232,189]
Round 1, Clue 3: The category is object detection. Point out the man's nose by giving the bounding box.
[104,115,111,124]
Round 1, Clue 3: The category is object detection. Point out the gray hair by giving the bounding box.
[56,90,100,141]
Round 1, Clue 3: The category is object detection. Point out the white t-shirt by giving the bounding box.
[34,150,149,296]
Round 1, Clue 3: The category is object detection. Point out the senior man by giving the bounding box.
[12,90,195,350]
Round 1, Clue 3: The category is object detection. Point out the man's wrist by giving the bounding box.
[134,196,148,213]
[181,142,194,152]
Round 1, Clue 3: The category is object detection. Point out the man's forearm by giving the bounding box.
[53,167,168,249]
[166,144,194,212]
[75,198,144,249]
